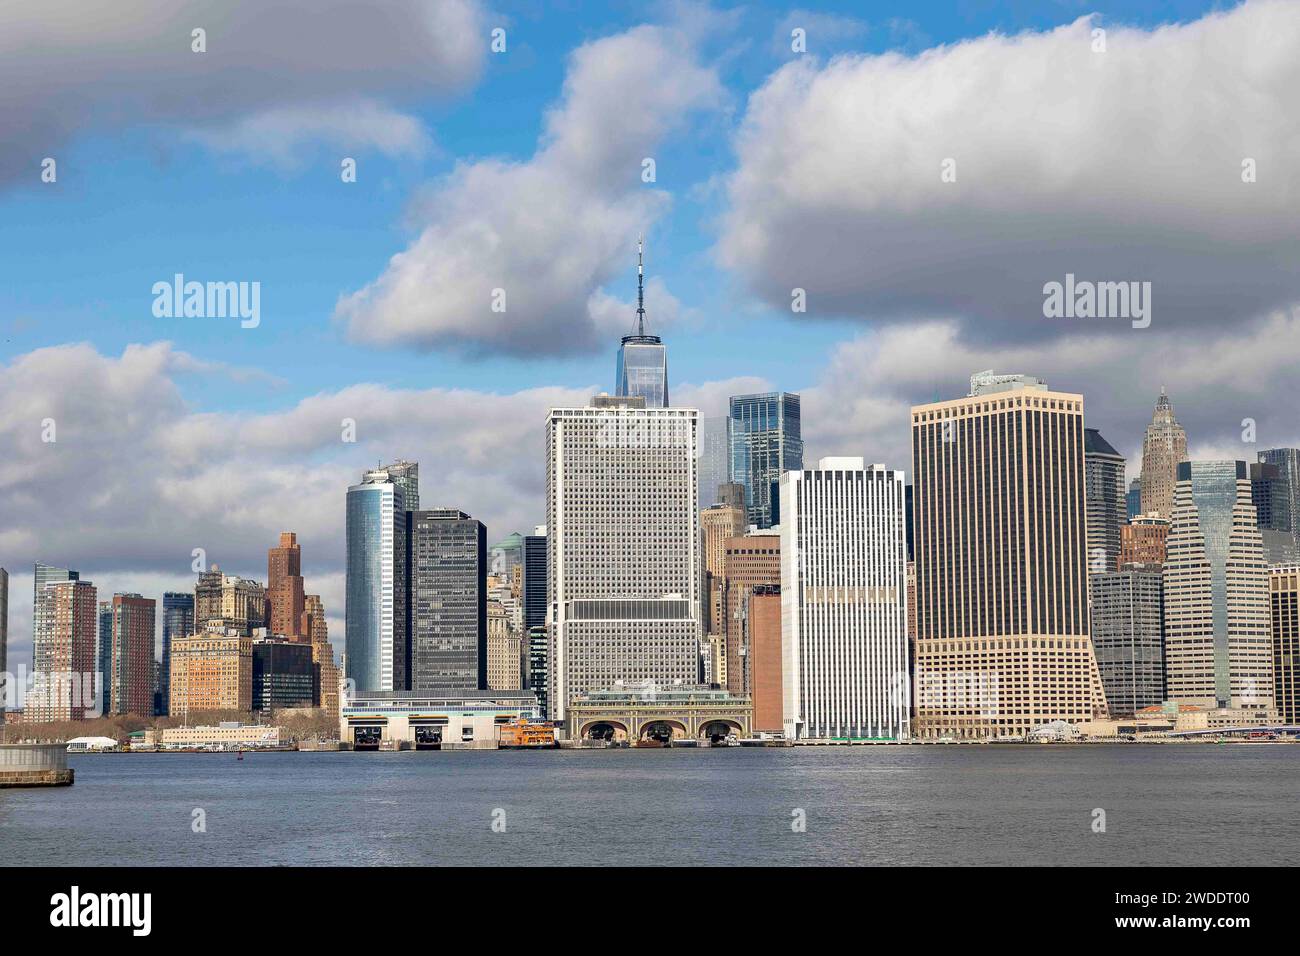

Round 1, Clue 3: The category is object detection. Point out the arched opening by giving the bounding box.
[638,720,686,745]
[699,720,742,744]
[582,720,628,742]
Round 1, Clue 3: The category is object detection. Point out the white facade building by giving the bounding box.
[546,397,701,722]
[780,457,910,740]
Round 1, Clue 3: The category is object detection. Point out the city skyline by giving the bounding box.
[4,0,1300,684]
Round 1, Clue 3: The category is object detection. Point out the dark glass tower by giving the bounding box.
[408,509,487,693]
[614,237,668,408]
[728,392,804,529]
[160,592,195,716]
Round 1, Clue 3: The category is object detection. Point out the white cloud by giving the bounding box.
[721,1,1300,339]
[335,21,725,356]
[0,0,484,182]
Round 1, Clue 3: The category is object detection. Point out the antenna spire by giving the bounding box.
[636,234,646,336]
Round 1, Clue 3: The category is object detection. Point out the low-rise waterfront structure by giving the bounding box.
[340,690,541,749]
[565,681,752,742]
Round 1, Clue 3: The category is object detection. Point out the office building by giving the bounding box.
[780,457,910,741]
[1090,566,1165,717]
[546,396,700,723]
[747,584,783,732]
[1164,461,1273,713]
[728,391,803,529]
[614,238,668,408]
[1126,477,1142,521]
[169,623,253,715]
[526,625,550,719]
[252,638,316,711]
[1250,459,1299,563]
[0,567,6,724]
[697,416,731,512]
[1119,513,1170,569]
[1139,388,1188,519]
[522,528,547,631]
[720,530,781,698]
[302,593,339,717]
[345,463,412,693]
[1269,565,1300,725]
[1258,448,1300,533]
[1084,428,1126,575]
[700,500,746,635]
[195,568,267,637]
[408,508,487,693]
[107,593,155,716]
[267,532,306,640]
[490,532,524,581]
[487,602,524,690]
[159,592,194,717]
[911,373,1108,738]
[30,578,98,722]
[715,482,746,513]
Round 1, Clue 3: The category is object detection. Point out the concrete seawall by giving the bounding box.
[0,743,75,787]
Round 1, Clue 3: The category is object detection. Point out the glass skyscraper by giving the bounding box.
[160,592,194,716]
[728,392,804,529]
[613,237,668,408]
[345,465,411,693]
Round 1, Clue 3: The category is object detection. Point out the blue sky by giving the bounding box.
[3,0,1298,666]
[0,0,1234,412]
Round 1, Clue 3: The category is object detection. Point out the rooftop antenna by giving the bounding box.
[636,234,646,336]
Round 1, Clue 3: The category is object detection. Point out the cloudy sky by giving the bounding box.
[3,0,1299,671]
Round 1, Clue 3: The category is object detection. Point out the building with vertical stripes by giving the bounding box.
[1084,428,1126,575]
[1139,388,1188,519]
[910,373,1108,738]
[546,396,700,724]
[779,457,909,741]
[1268,565,1300,725]
[1163,460,1273,714]
[1089,566,1164,717]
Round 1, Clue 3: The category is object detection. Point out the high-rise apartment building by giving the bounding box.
[302,593,339,717]
[1164,461,1273,713]
[97,600,113,716]
[30,577,98,722]
[911,374,1108,738]
[1268,565,1300,725]
[409,508,487,693]
[1090,566,1164,717]
[728,392,803,529]
[1119,513,1170,569]
[780,458,910,740]
[159,592,194,717]
[1084,428,1126,575]
[108,593,156,716]
[169,623,253,714]
[345,464,411,693]
[614,239,668,408]
[720,530,781,697]
[195,568,267,636]
[1139,388,1188,519]
[267,532,306,640]
[546,396,700,723]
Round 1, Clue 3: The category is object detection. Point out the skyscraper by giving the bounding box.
[700,499,746,636]
[1258,448,1300,535]
[160,592,194,717]
[0,567,8,724]
[108,593,156,716]
[1126,477,1142,520]
[911,373,1108,738]
[1139,388,1188,519]
[522,527,547,631]
[1269,565,1300,725]
[728,391,803,529]
[780,458,910,741]
[546,396,700,723]
[696,416,730,512]
[30,578,98,722]
[267,531,306,640]
[169,623,253,715]
[1084,428,1126,575]
[302,593,339,717]
[1250,459,1299,563]
[614,238,668,408]
[345,464,412,693]
[195,567,267,636]
[97,601,112,716]
[721,530,780,698]
[1090,566,1165,717]
[408,508,487,693]
[1163,460,1273,713]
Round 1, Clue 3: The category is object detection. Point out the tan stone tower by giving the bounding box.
[1139,388,1188,519]
[911,372,1109,738]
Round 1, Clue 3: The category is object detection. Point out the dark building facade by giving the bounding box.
[728,392,803,529]
[160,592,194,717]
[1084,428,1126,575]
[522,530,548,630]
[408,509,487,693]
[252,639,316,710]
[1090,566,1165,717]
